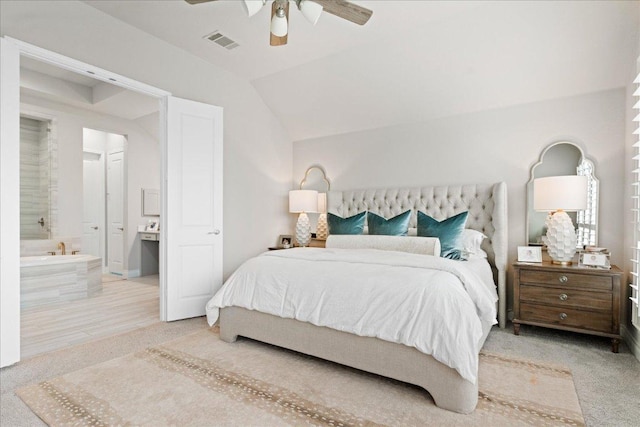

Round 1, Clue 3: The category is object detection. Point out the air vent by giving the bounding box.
[204,31,239,51]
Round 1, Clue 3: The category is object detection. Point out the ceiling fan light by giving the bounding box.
[271,9,288,37]
[243,0,265,18]
[299,0,323,25]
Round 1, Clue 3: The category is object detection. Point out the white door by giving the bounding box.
[0,37,21,367]
[82,151,104,262]
[164,96,223,321]
[107,150,124,275]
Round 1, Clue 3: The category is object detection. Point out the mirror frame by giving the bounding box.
[298,165,330,235]
[525,141,599,248]
[299,165,330,192]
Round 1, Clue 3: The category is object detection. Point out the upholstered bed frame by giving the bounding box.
[220,182,507,414]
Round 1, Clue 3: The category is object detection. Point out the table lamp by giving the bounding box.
[534,175,588,265]
[289,189,318,247]
[316,193,328,240]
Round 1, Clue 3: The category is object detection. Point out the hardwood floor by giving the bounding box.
[21,274,160,359]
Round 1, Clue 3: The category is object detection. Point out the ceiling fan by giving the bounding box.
[185,0,373,46]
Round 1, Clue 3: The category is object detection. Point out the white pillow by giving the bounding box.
[460,229,488,259]
[326,235,441,257]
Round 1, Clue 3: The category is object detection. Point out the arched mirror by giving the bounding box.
[299,165,330,237]
[526,141,599,248]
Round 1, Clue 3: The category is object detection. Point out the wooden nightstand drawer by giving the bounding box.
[520,269,611,291]
[520,302,613,332]
[520,285,612,311]
[513,262,623,352]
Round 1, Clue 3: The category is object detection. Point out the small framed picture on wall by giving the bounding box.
[517,246,542,263]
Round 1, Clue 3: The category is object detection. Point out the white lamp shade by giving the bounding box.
[243,0,264,17]
[300,0,323,25]
[289,190,318,213]
[317,193,327,214]
[533,175,588,212]
[271,12,288,37]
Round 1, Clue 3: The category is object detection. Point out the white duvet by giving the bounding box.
[205,247,498,383]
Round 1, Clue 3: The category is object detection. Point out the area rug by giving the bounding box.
[17,327,585,426]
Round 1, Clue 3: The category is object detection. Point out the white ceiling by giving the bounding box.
[20,56,159,121]
[82,0,638,141]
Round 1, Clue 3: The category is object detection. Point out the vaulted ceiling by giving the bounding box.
[75,1,639,141]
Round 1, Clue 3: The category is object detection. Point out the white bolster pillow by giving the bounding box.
[326,235,441,257]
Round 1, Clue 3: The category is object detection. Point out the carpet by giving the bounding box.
[17,327,585,426]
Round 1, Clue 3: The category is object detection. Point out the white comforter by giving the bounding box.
[206,247,498,383]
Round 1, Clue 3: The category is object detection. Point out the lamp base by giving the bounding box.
[295,212,311,247]
[316,213,328,240]
[543,210,577,264]
[551,260,573,266]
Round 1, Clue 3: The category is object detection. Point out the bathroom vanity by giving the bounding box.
[138,227,159,276]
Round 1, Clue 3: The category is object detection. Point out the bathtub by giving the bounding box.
[21,254,103,309]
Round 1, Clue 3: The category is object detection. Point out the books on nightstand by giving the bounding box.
[578,247,611,269]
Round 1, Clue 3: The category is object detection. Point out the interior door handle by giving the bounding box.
[208,230,221,235]
[92,226,99,230]
[117,227,124,231]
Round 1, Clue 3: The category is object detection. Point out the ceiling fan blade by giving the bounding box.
[270,1,289,46]
[184,0,219,5]
[314,0,372,25]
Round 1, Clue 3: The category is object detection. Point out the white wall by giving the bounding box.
[21,94,160,277]
[294,88,626,313]
[0,0,293,278]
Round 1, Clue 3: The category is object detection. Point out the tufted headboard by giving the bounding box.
[327,182,508,328]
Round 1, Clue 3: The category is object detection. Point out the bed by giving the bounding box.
[206,182,507,414]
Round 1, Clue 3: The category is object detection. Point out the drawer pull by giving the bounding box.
[558,275,568,283]
[559,312,568,320]
[559,293,568,301]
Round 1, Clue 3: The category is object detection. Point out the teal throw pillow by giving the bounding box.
[417,211,468,260]
[328,211,366,235]
[367,210,411,236]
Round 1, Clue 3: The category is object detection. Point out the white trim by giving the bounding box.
[0,37,22,367]
[159,96,168,322]
[4,37,170,99]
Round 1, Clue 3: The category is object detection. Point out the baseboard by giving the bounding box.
[127,269,140,279]
[622,325,640,362]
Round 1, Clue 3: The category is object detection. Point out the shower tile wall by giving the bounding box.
[20,117,50,239]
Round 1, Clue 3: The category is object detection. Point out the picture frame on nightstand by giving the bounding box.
[517,246,542,263]
[277,234,293,249]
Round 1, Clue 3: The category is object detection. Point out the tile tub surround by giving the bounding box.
[20,237,81,256]
[20,255,102,309]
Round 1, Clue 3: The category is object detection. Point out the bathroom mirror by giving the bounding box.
[299,165,330,233]
[526,141,599,248]
[142,188,160,216]
[19,115,57,240]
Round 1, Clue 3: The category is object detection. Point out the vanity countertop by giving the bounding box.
[137,225,159,234]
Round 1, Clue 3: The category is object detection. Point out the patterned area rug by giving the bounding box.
[17,327,585,426]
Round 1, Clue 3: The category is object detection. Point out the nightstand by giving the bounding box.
[268,239,326,250]
[512,262,623,352]
[308,238,326,248]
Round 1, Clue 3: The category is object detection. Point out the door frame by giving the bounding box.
[1,36,174,367]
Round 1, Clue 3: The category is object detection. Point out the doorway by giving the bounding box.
[1,37,224,368]
[83,128,127,275]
